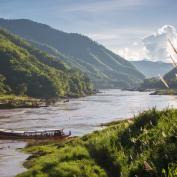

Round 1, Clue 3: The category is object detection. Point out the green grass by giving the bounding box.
[0,94,36,101]
[17,108,177,177]
[0,94,43,108]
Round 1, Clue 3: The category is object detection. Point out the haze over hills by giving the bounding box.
[0,28,93,98]
[0,18,145,89]
[131,60,173,78]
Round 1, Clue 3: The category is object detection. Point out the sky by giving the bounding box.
[0,0,177,61]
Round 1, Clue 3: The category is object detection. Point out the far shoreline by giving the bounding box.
[0,90,98,109]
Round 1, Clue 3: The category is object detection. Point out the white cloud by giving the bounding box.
[114,44,147,60]
[85,26,177,62]
[143,25,177,61]
[116,25,177,62]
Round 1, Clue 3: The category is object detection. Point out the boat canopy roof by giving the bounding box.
[0,129,63,134]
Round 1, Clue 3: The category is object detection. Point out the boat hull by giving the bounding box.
[0,129,71,140]
[0,134,70,140]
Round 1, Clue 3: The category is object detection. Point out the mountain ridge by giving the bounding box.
[0,28,93,98]
[0,18,145,89]
[131,60,173,78]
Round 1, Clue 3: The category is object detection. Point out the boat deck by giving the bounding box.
[0,129,71,140]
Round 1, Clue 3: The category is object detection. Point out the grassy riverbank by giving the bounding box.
[17,108,177,177]
[0,95,47,109]
[0,91,97,109]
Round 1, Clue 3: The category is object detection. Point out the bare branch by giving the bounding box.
[168,39,177,54]
[170,55,177,68]
[159,75,169,88]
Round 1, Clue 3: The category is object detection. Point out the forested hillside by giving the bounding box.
[140,66,177,90]
[0,18,145,88]
[0,29,93,98]
[163,68,177,88]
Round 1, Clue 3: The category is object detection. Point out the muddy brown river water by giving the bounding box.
[0,89,177,177]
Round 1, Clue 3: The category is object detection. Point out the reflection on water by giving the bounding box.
[0,89,177,177]
[0,141,28,177]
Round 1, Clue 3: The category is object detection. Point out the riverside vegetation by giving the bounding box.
[0,28,93,108]
[17,108,177,177]
[0,95,45,109]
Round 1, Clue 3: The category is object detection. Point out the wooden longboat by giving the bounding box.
[0,129,71,140]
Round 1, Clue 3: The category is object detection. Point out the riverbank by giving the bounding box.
[16,108,177,177]
[150,89,177,95]
[124,88,177,96]
[0,95,49,109]
[122,88,156,93]
[0,90,98,109]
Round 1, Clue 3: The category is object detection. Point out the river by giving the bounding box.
[0,89,177,177]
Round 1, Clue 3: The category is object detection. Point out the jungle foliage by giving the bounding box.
[0,28,93,98]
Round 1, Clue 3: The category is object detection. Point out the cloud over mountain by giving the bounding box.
[118,25,177,62]
[143,25,177,61]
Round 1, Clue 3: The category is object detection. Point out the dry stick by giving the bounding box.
[159,75,169,88]
[170,52,177,78]
[168,39,177,54]
[168,40,177,78]
[170,55,177,68]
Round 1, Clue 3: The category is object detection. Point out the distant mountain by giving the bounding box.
[163,67,177,88]
[140,65,177,89]
[0,18,144,89]
[0,28,93,98]
[131,60,173,78]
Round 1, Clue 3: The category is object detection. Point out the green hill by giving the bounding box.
[140,66,177,90]
[0,29,93,98]
[163,68,177,88]
[17,108,177,177]
[0,18,145,89]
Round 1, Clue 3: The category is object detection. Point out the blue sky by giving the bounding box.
[0,0,176,61]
